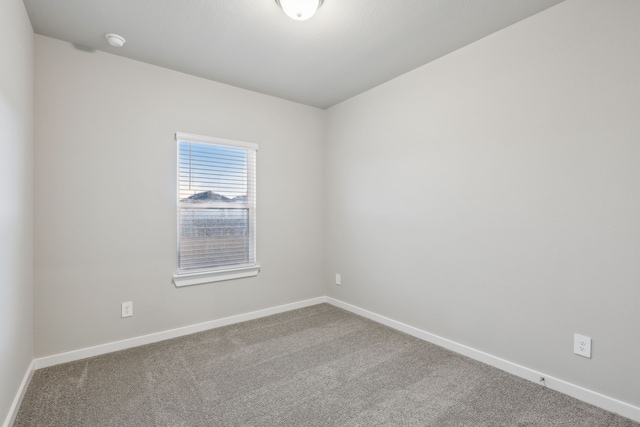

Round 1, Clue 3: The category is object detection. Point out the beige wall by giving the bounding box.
[34,35,326,357]
[326,0,640,407]
[0,0,34,423]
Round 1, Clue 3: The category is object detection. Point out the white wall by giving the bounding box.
[34,35,326,357]
[0,0,34,423]
[326,0,640,408]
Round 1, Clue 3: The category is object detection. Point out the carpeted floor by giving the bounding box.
[14,303,639,426]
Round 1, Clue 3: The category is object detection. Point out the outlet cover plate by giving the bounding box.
[121,301,133,318]
[574,333,591,358]
[335,274,341,286]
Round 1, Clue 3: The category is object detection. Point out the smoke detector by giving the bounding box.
[105,33,126,47]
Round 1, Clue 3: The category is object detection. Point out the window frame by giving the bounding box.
[172,132,259,287]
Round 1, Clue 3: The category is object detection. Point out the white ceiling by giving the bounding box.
[24,0,564,109]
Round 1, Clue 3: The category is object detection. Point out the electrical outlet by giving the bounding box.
[574,333,591,358]
[121,301,133,318]
[335,274,341,286]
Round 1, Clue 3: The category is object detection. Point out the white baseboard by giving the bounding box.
[35,297,327,369]
[26,295,640,424]
[3,359,35,427]
[326,297,640,424]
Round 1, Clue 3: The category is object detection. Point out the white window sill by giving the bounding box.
[173,265,260,288]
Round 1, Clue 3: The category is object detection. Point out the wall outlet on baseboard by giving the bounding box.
[335,274,341,286]
[121,301,133,318]
[574,333,591,358]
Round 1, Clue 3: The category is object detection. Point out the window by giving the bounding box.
[173,133,259,287]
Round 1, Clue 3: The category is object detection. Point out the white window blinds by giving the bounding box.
[176,133,257,274]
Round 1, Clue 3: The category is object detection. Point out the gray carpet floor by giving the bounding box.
[14,303,639,426]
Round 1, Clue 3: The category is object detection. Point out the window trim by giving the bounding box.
[172,265,260,287]
[173,132,260,287]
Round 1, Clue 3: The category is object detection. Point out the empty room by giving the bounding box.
[2,0,639,425]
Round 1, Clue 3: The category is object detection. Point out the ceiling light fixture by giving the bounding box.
[275,0,324,21]
[105,33,126,47]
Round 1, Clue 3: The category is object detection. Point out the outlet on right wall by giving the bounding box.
[326,0,640,408]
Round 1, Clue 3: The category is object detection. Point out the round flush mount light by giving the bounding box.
[275,0,324,21]
[105,33,126,47]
